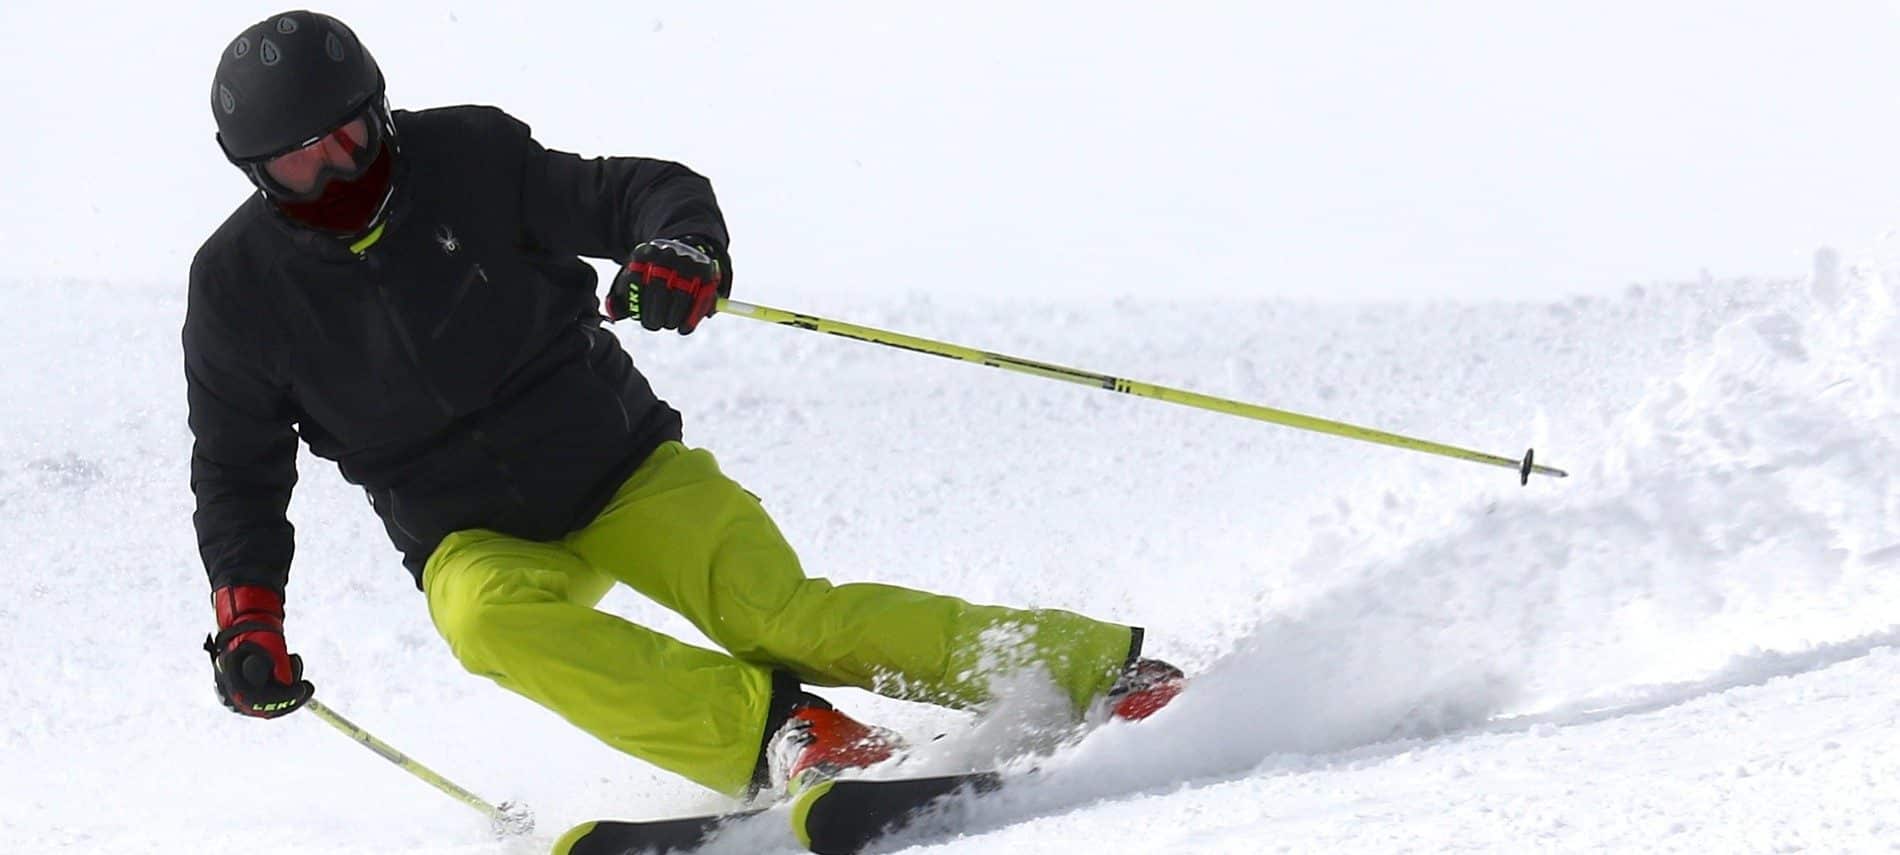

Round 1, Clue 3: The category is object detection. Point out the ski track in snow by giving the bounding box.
[4,244,1899,852]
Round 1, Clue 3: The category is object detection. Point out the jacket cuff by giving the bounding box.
[212,584,287,630]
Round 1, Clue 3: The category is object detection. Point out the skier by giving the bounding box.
[192,10,1184,800]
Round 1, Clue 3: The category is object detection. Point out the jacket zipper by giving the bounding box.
[430,264,487,341]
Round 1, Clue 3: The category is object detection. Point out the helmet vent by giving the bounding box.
[260,38,280,66]
[325,32,345,62]
[218,84,236,114]
[232,37,250,59]
[275,16,299,34]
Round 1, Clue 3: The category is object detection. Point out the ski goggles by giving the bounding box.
[242,108,384,202]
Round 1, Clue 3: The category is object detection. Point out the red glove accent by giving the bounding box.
[605,238,727,334]
[624,257,718,326]
[213,586,295,684]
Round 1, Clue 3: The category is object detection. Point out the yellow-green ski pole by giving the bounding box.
[716,298,1567,483]
[304,698,535,836]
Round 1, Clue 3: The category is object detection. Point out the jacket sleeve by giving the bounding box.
[184,253,299,592]
[504,111,732,272]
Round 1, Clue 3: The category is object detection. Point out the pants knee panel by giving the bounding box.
[699,568,827,656]
[425,532,581,674]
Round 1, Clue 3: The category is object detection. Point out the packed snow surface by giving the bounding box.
[4,242,1899,851]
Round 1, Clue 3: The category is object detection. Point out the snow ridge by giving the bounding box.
[890,245,1900,849]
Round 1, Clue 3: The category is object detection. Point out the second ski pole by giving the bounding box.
[715,298,1567,483]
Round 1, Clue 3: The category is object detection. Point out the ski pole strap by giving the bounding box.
[715,298,1568,482]
[304,698,534,835]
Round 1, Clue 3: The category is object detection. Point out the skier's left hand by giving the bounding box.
[606,237,729,334]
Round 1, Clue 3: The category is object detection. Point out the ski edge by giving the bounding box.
[794,771,1006,855]
[554,805,771,855]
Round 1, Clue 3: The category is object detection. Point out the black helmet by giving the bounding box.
[212,11,399,239]
[213,10,382,161]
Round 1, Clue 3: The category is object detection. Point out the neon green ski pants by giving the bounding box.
[422,442,1135,796]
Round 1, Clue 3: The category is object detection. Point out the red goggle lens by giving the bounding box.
[259,116,377,199]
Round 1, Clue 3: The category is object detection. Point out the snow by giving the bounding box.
[6,2,1900,853]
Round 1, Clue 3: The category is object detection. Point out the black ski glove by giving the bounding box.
[203,585,314,719]
[605,236,730,334]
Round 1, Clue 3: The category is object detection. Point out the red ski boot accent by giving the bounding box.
[1107,658,1187,721]
[768,705,904,791]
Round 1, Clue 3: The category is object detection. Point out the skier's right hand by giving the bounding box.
[605,237,728,335]
[203,585,314,719]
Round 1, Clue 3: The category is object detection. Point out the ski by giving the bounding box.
[792,771,1004,855]
[554,771,1003,855]
[554,667,1179,854]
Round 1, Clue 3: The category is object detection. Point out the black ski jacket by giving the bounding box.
[185,105,729,590]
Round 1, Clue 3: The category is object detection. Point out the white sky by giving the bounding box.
[5,1,1900,301]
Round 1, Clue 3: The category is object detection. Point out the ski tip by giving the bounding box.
[789,777,837,851]
[1520,448,1534,486]
[550,821,596,854]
